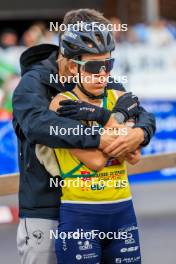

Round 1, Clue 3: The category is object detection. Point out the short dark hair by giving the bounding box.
[60,8,110,36]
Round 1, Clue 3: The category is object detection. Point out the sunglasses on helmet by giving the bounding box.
[71,58,115,74]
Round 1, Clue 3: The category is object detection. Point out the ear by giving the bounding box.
[68,60,78,75]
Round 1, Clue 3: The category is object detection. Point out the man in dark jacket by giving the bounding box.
[13,9,156,264]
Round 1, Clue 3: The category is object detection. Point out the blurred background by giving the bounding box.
[0,0,176,263]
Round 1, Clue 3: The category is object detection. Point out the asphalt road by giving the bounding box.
[0,182,176,264]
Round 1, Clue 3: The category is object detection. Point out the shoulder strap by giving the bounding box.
[105,89,120,111]
[60,91,78,101]
[103,95,107,109]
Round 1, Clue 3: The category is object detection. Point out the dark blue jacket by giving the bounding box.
[12,44,156,219]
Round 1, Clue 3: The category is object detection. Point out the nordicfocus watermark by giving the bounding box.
[50,125,128,137]
[50,229,132,240]
[50,73,128,85]
[49,21,128,32]
[50,177,128,189]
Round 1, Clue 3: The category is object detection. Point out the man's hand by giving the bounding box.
[112,92,140,122]
[104,115,125,130]
[102,127,144,157]
[99,129,119,150]
[125,148,141,165]
[57,100,111,126]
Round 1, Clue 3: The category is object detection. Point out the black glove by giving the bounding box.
[57,100,111,126]
[112,92,140,122]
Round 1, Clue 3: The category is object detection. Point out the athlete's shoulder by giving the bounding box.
[107,76,126,92]
[107,88,124,102]
[49,91,78,112]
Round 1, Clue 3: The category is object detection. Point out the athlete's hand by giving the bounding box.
[102,127,144,157]
[112,92,140,122]
[57,100,111,126]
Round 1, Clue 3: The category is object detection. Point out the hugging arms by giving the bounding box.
[49,90,146,169]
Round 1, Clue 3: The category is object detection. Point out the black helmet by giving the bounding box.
[60,22,115,58]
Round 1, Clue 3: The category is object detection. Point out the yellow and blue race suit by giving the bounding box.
[54,90,141,264]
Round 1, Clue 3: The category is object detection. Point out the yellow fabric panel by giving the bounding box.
[54,89,131,203]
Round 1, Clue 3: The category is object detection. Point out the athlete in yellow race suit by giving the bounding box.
[51,89,141,264]
[54,89,131,205]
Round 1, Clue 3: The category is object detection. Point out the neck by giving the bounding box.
[73,86,102,106]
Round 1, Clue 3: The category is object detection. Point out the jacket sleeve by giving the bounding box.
[107,79,156,146]
[12,72,100,148]
[134,106,156,146]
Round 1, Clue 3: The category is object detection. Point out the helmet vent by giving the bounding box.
[65,40,79,51]
[81,36,94,48]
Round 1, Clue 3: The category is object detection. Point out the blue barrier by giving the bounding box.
[0,120,18,174]
[130,100,176,183]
